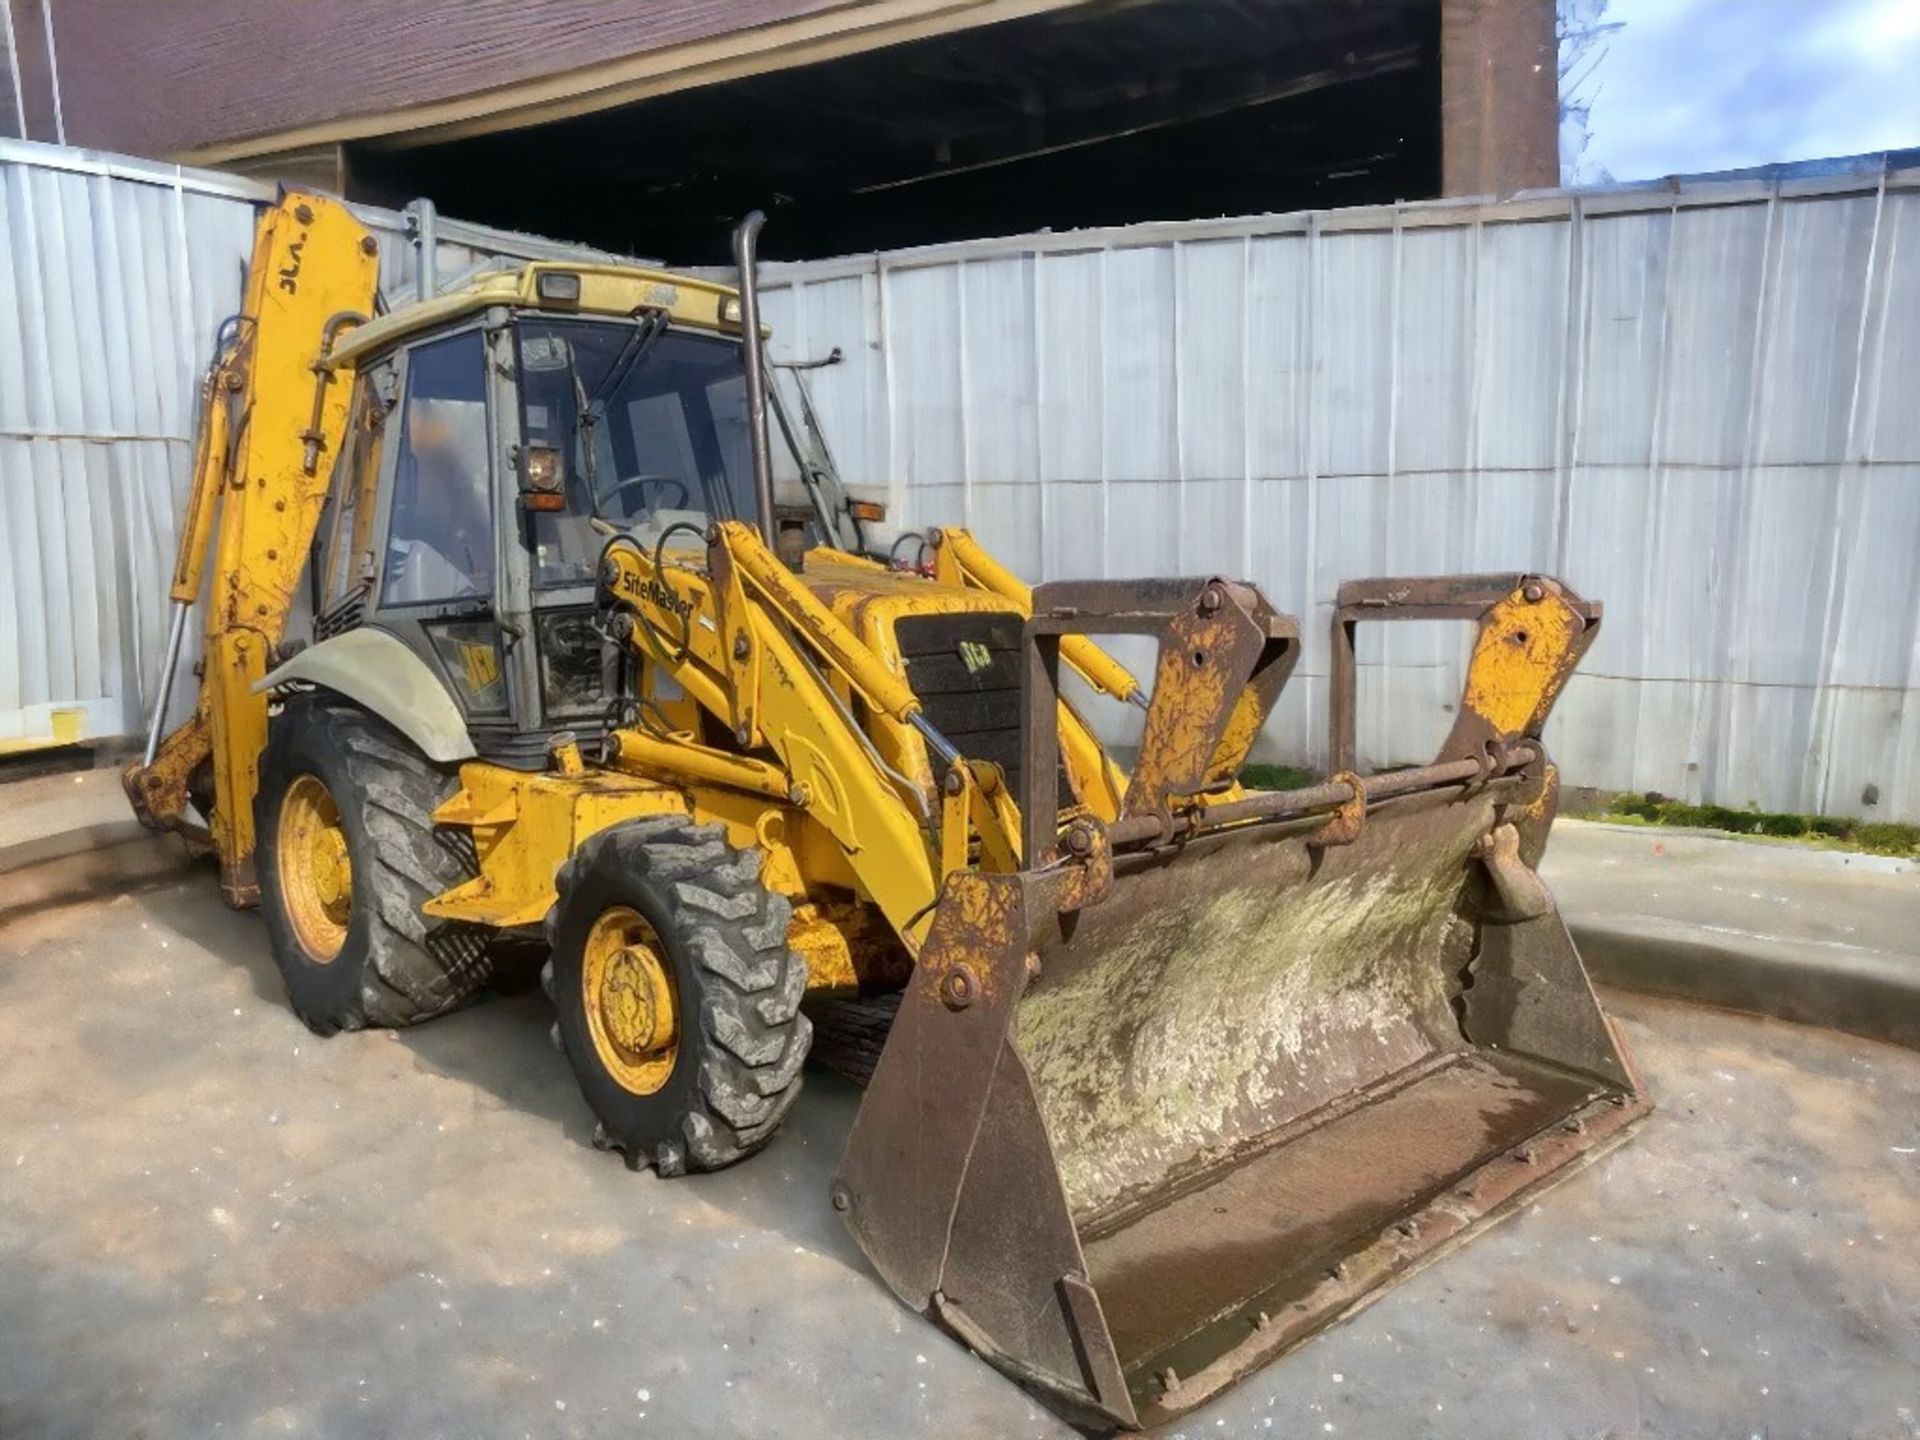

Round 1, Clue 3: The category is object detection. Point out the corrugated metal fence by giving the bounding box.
[756,158,1920,820]
[4,137,1916,819]
[0,137,606,753]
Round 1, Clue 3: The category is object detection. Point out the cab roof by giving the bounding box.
[327,261,741,370]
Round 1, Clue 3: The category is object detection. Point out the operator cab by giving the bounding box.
[310,263,870,766]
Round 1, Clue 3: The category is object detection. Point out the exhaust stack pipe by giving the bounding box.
[730,210,778,551]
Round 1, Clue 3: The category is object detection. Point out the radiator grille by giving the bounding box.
[894,612,1072,806]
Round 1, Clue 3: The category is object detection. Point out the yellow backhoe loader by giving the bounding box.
[125,190,1647,1428]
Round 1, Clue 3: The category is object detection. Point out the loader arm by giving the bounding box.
[930,526,1144,706]
[597,524,1307,951]
[925,526,1134,817]
[600,522,965,950]
[123,192,381,905]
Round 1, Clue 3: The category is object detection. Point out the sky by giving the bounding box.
[1573,0,1920,182]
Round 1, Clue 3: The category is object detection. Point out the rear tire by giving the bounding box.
[255,695,492,1034]
[545,817,810,1175]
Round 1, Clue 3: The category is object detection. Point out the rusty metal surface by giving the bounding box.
[835,871,1039,1305]
[1021,577,1296,859]
[1020,788,1495,1228]
[1084,1054,1584,1364]
[1330,574,1600,774]
[1106,750,1538,849]
[1095,1062,1644,1425]
[1334,573,1598,621]
[839,793,1642,1427]
[1115,584,1295,816]
[834,865,1129,1422]
[840,569,1640,1428]
[121,713,212,840]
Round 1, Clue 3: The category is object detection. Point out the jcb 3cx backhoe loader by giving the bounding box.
[126,191,1647,1428]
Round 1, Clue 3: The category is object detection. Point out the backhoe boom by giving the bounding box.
[123,192,379,904]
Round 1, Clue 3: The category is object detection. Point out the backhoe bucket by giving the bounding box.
[835,575,1647,1429]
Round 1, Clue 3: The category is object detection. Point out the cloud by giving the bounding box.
[1579,0,1920,180]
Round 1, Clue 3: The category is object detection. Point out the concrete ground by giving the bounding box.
[4,860,1920,1439]
[1545,819,1918,962]
[0,766,181,915]
[1545,821,1920,1049]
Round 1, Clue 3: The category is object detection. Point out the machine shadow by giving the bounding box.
[135,860,287,1007]
[395,982,873,1271]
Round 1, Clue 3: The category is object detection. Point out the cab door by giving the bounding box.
[362,325,521,743]
[312,353,396,639]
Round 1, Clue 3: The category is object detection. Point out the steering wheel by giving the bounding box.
[598,473,690,518]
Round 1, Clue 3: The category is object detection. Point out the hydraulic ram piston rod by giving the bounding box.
[141,601,192,767]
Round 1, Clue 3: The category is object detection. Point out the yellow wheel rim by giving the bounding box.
[581,906,680,1096]
[278,773,352,962]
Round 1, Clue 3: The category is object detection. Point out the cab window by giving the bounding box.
[382,330,495,607]
[517,319,755,588]
[317,358,393,615]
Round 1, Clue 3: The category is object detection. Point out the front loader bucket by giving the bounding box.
[835,575,1647,1428]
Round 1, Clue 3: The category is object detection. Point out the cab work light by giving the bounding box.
[520,445,567,511]
[537,271,582,305]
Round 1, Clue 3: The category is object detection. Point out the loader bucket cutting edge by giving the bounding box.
[835,772,1647,1430]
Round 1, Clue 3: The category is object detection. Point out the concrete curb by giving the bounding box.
[1574,914,1920,1053]
[0,769,145,870]
[0,769,197,917]
[1548,819,1920,1053]
[0,830,195,916]
[0,815,149,875]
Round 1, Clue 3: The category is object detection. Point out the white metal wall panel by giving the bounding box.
[759,158,1920,819]
[1035,250,1105,581]
[0,137,613,753]
[4,135,1915,821]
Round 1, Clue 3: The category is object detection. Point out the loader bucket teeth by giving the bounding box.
[836,573,1647,1430]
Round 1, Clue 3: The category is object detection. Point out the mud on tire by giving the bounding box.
[255,695,492,1034]
[544,817,811,1175]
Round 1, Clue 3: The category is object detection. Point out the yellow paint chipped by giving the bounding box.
[1462,587,1582,738]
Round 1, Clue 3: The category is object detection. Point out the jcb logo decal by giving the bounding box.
[458,639,501,693]
[278,235,305,295]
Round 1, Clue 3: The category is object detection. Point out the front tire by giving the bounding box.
[255,696,492,1034]
[544,817,810,1175]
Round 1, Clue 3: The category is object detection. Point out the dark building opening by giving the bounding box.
[347,0,1439,262]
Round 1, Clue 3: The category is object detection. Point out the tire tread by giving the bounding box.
[548,818,809,1174]
[258,696,490,1033]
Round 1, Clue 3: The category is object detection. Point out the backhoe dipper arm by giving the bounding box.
[122,329,245,840]
[122,191,380,906]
